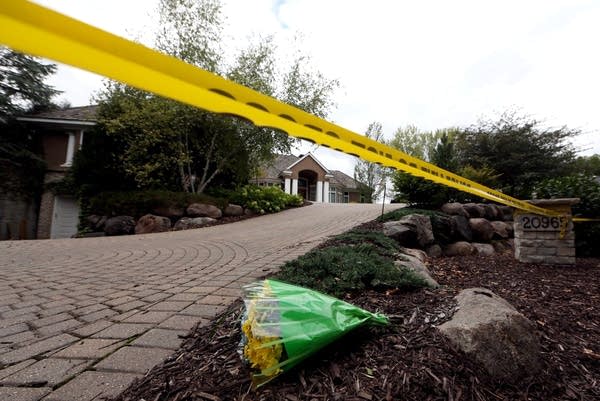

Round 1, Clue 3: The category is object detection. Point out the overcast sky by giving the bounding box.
[34,0,600,177]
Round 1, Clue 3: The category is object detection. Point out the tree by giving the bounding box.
[570,154,600,176]
[0,47,60,122]
[353,122,390,202]
[389,127,461,207]
[81,0,339,195]
[454,111,579,198]
[0,47,60,197]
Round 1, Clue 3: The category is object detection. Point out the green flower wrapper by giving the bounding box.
[240,279,389,387]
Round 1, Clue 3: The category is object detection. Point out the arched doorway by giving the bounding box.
[298,170,318,201]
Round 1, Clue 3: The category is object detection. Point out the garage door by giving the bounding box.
[50,196,80,239]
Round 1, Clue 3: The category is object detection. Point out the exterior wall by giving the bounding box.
[348,191,361,203]
[36,190,55,239]
[36,172,67,239]
[0,193,37,240]
[42,132,70,170]
[290,157,327,180]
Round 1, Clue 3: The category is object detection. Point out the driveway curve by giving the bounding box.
[0,203,399,401]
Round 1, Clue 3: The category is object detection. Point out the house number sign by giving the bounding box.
[518,214,567,231]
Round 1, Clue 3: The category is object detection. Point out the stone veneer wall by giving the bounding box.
[513,198,578,265]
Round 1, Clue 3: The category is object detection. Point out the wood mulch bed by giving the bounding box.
[113,252,599,401]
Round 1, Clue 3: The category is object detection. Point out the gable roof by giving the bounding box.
[17,105,99,127]
[261,154,300,179]
[329,170,361,190]
[286,153,331,174]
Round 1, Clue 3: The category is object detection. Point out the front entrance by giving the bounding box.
[298,170,318,201]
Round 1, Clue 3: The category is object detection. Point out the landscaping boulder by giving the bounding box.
[498,205,514,221]
[152,205,184,219]
[104,216,136,236]
[397,214,435,248]
[86,214,108,231]
[491,240,513,253]
[438,288,542,383]
[444,241,475,256]
[135,214,171,234]
[398,247,428,263]
[394,256,439,288]
[490,220,513,239]
[440,202,469,218]
[223,204,244,217]
[383,222,417,247]
[481,204,501,220]
[187,203,222,219]
[430,214,455,244]
[426,244,443,258]
[469,218,494,242]
[452,215,473,242]
[173,217,216,230]
[472,243,495,256]
[463,203,485,218]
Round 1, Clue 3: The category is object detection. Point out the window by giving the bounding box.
[329,186,337,203]
[343,192,349,203]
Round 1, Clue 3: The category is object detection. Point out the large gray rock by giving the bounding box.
[441,202,469,218]
[105,216,136,236]
[383,222,418,248]
[426,244,443,258]
[490,220,513,239]
[480,204,501,220]
[430,214,455,245]
[398,247,428,263]
[397,214,435,248]
[223,204,244,217]
[438,288,542,383]
[87,214,108,231]
[469,218,494,242]
[135,214,171,234]
[173,217,216,230]
[394,256,439,288]
[444,241,475,256]
[452,215,473,242]
[498,205,514,221]
[463,203,486,218]
[491,239,513,253]
[472,242,495,256]
[187,203,222,219]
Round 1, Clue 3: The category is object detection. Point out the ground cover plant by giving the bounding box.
[111,221,600,401]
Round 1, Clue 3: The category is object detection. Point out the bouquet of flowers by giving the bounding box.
[240,279,389,387]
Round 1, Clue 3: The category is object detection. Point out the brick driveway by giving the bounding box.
[0,203,398,401]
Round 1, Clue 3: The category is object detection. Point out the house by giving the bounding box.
[16,105,98,239]
[253,153,369,203]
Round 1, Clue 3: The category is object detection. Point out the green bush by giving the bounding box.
[226,185,303,214]
[88,190,227,218]
[391,172,451,209]
[378,207,446,223]
[276,245,427,297]
[534,175,600,256]
[330,229,400,257]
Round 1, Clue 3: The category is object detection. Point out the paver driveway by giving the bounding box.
[0,203,398,401]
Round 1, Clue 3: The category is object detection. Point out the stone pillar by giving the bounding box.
[323,180,330,203]
[316,181,323,203]
[291,179,298,196]
[514,198,579,265]
[284,178,291,194]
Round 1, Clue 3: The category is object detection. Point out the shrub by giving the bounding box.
[226,185,303,214]
[87,190,227,218]
[276,245,427,297]
[330,229,400,257]
[391,172,451,209]
[534,175,600,256]
[378,207,446,223]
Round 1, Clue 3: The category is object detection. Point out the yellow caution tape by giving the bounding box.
[0,1,596,221]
